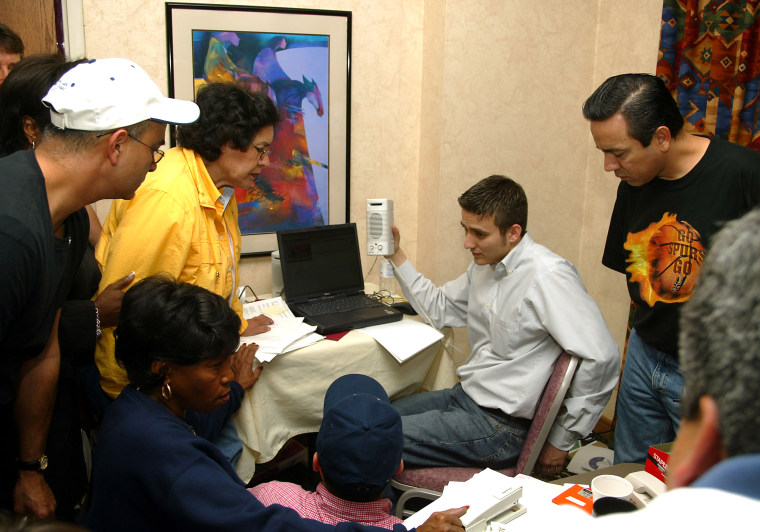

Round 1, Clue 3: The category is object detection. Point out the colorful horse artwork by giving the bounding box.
[193,31,330,234]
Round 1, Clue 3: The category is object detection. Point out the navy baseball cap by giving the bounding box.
[316,374,403,491]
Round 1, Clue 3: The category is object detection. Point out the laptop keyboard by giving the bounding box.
[298,294,382,316]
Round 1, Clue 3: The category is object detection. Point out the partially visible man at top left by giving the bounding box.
[0,57,199,519]
[0,23,23,85]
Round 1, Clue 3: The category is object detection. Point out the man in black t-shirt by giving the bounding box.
[582,74,760,465]
[0,58,199,518]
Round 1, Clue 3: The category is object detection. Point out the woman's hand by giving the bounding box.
[242,314,274,336]
[229,343,262,391]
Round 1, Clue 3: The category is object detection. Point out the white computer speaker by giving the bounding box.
[366,198,394,255]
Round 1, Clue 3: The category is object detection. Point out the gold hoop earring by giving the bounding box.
[161,381,173,400]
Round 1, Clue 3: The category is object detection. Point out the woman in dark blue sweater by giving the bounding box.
[84,276,464,532]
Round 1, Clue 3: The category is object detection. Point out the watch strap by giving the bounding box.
[16,455,48,471]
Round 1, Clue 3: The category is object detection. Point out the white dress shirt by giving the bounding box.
[394,233,620,449]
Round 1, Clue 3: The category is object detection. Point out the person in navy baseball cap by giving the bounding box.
[249,374,407,527]
[316,374,404,498]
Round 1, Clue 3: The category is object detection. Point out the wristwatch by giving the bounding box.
[17,455,48,472]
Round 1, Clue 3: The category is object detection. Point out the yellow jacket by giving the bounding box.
[94,147,247,398]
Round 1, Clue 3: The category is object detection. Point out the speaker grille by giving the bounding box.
[369,212,384,238]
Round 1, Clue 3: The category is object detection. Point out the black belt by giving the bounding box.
[481,405,531,426]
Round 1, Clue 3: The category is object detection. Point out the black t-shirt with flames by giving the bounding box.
[603,137,760,356]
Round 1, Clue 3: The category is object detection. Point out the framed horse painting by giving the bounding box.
[166,3,351,255]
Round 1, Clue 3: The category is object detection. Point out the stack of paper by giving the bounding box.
[240,297,322,362]
[403,469,525,532]
[356,319,443,362]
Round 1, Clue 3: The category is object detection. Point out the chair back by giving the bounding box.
[517,350,578,474]
[392,351,579,496]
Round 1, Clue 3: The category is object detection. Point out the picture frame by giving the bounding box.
[166,3,351,255]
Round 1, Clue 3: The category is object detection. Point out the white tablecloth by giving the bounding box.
[234,319,455,481]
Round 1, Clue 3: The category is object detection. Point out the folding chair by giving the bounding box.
[391,351,580,518]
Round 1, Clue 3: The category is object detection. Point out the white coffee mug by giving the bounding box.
[591,474,634,502]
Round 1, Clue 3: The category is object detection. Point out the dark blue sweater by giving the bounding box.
[84,384,404,532]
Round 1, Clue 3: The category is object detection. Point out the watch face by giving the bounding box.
[40,455,48,471]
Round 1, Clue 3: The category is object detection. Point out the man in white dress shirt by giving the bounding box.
[387,175,620,477]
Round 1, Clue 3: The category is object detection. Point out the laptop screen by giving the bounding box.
[277,223,365,302]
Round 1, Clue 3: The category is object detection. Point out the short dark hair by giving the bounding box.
[0,23,24,56]
[0,54,87,156]
[458,175,528,236]
[679,208,760,457]
[114,276,241,391]
[176,82,278,162]
[42,120,152,154]
[582,73,684,147]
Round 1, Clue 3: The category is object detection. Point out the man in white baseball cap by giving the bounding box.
[0,57,198,519]
[43,57,199,132]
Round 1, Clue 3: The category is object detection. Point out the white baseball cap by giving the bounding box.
[42,58,200,131]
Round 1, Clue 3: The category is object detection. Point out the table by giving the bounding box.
[488,465,645,530]
[233,318,455,481]
[550,462,644,486]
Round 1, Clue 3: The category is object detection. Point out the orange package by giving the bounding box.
[552,483,594,515]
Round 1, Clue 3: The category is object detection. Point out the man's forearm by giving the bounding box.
[13,312,60,518]
[15,312,60,462]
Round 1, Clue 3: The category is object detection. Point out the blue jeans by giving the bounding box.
[613,328,683,464]
[392,383,529,468]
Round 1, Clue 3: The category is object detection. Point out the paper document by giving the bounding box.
[243,297,295,321]
[356,319,443,362]
[404,469,523,531]
[241,298,321,361]
[281,332,322,353]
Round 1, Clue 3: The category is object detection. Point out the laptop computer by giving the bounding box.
[277,223,403,334]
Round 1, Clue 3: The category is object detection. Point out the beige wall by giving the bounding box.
[83,0,663,367]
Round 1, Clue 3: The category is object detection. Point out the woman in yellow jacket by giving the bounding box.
[95,83,278,400]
